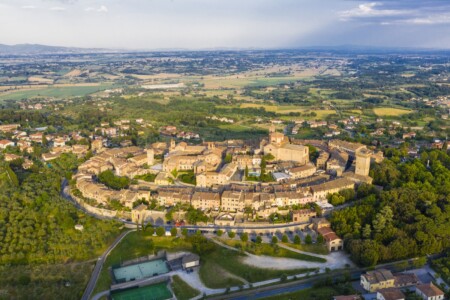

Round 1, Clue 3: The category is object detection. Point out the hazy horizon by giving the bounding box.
[1,0,450,50]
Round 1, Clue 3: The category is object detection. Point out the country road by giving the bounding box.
[81,230,135,300]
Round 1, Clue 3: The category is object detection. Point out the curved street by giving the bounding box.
[81,230,135,300]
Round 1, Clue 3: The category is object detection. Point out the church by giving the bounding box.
[261,125,309,165]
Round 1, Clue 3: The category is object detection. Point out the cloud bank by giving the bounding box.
[0,0,449,49]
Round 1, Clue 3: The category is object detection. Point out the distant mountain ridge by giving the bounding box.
[0,43,113,55]
[1,43,449,56]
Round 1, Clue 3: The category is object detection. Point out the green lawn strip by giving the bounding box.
[198,257,245,289]
[203,246,315,284]
[218,239,326,263]
[259,286,347,300]
[0,84,116,101]
[170,275,201,300]
[280,242,329,255]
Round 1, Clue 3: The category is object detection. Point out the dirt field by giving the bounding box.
[373,107,412,116]
[240,103,306,113]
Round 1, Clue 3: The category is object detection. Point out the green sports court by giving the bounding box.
[113,259,170,283]
[111,282,172,300]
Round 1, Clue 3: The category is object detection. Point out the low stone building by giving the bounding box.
[191,192,220,211]
[361,269,395,292]
[415,283,445,300]
[310,178,355,201]
[221,190,244,212]
[182,254,200,270]
[317,226,343,252]
[287,163,316,179]
[291,209,316,223]
[377,288,405,300]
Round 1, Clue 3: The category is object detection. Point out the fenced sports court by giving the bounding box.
[113,259,170,283]
[111,282,172,300]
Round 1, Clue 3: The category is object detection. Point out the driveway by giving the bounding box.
[241,250,353,272]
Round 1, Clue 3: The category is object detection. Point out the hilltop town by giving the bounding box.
[1,48,450,300]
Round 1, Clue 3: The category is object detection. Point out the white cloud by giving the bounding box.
[98,5,107,13]
[85,5,108,13]
[339,2,409,21]
[405,13,450,25]
[21,5,37,9]
[50,6,66,11]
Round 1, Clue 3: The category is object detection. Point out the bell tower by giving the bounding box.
[355,149,371,176]
[146,148,154,166]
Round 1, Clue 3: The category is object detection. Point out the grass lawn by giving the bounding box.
[93,231,192,295]
[281,243,329,255]
[202,246,316,284]
[218,239,326,263]
[218,123,254,132]
[311,109,337,119]
[0,84,115,101]
[93,232,316,293]
[260,286,349,300]
[373,107,412,117]
[171,275,200,300]
[199,255,245,289]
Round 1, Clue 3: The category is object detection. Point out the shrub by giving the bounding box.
[170,227,177,236]
[156,227,165,237]
[305,234,312,245]
[241,233,249,242]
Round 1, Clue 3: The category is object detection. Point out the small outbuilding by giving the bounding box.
[182,254,200,270]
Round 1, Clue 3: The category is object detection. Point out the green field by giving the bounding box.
[111,282,172,300]
[218,239,326,263]
[0,84,116,101]
[201,246,315,285]
[199,252,245,288]
[170,275,200,300]
[281,243,329,255]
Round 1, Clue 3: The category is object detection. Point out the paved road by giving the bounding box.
[207,269,362,300]
[81,230,135,300]
[232,282,313,300]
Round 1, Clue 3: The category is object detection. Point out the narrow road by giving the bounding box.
[81,230,135,300]
[207,269,362,300]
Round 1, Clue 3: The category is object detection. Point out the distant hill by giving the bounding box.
[0,43,112,55]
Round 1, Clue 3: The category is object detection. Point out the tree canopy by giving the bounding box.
[331,149,450,267]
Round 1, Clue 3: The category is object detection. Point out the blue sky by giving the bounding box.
[1,0,450,49]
